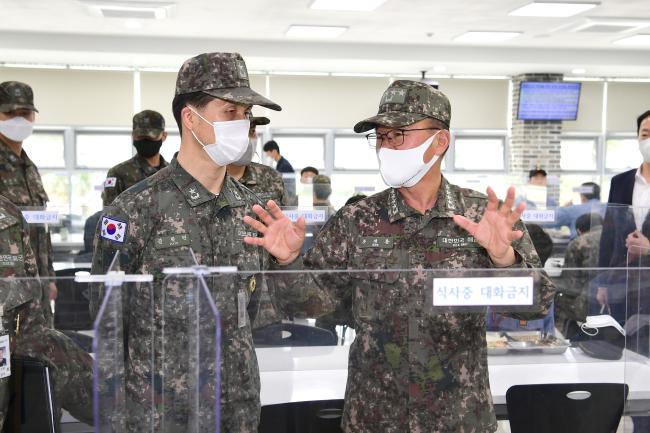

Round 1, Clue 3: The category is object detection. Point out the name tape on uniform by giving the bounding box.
[521,209,555,223]
[21,210,60,225]
[282,209,327,224]
[433,276,534,307]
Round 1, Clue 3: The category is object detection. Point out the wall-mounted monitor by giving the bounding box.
[517,81,581,121]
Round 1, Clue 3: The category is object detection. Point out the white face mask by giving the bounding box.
[0,116,34,142]
[639,138,650,163]
[188,107,250,167]
[233,138,256,166]
[377,131,441,188]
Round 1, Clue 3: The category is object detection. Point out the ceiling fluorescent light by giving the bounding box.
[310,0,387,11]
[613,34,650,46]
[453,31,521,43]
[79,0,174,19]
[331,72,390,77]
[286,25,347,38]
[270,71,330,76]
[3,63,67,70]
[453,75,510,80]
[509,2,598,18]
[70,65,133,71]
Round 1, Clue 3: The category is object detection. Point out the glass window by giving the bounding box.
[161,133,180,162]
[557,174,602,206]
[560,138,597,171]
[329,172,385,209]
[76,132,132,168]
[606,137,641,171]
[453,136,505,170]
[271,135,325,171]
[22,131,65,169]
[334,136,379,170]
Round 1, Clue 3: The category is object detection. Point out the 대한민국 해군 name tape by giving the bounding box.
[521,209,555,223]
[433,276,534,307]
[282,209,328,224]
[21,210,60,225]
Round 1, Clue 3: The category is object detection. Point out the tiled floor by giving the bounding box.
[496,417,634,433]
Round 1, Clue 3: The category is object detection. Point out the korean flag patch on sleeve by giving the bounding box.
[104,177,117,188]
[101,216,127,244]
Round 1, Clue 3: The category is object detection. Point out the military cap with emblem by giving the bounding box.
[132,110,165,138]
[0,81,38,113]
[175,52,281,111]
[354,80,450,133]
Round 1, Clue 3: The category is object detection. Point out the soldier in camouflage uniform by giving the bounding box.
[557,212,603,336]
[227,115,288,206]
[91,52,331,432]
[0,81,57,323]
[0,195,93,429]
[244,80,556,433]
[102,109,169,206]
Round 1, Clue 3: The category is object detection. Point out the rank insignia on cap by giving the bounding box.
[101,216,127,244]
[104,177,117,188]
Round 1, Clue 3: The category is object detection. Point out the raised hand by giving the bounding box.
[452,186,525,267]
[243,200,306,265]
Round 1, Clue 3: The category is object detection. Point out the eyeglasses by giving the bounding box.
[365,128,440,149]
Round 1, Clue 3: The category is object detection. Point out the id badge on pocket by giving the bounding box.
[238,290,247,328]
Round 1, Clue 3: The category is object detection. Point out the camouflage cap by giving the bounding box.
[312,175,331,185]
[250,116,270,127]
[132,110,165,138]
[175,52,281,111]
[0,81,38,113]
[353,80,451,133]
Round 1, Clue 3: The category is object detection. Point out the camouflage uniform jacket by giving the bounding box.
[0,195,93,427]
[101,154,168,206]
[0,141,54,279]
[559,226,602,322]
[238,162,288,206]
[304,177,556,433]
[91,158,330,432]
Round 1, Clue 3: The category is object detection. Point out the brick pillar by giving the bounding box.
[510,73,563,207]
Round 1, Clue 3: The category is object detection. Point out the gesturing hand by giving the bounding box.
[452,186,525,267]
[625,230,650,257]
[243,200,305,265]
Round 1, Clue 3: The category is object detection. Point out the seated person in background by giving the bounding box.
[300,166,319,184]
[546,182,604,239]
[486,223,555,335]
[75,210,102,263]
[556,213,603,338]
[312,174,336,217]
[515,166,558,210]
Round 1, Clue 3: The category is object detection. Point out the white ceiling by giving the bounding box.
[1,0,650,77]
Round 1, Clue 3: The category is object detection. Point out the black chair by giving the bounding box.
[53,268,92,332]
[253,323,337,347]
[506,383,629,433]
[2,356,58,433]
[259,400,344,433]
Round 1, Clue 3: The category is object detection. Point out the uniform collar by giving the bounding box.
[387,176,462,223]
[134,153,167,172]
[239,165,258,186]
[0,140,33,169]
[169,158,246,209]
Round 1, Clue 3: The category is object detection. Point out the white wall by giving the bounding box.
[607,82,650,133]
[563,81,604,133]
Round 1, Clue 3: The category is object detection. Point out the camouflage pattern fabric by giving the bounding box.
[558,226,602,325]
[133,110,165,138]
[102,154,168,206]
[0,141,55,321]
[91,158,331,432]
[0,81,38,113]
[354,80,451,133]
[304,177,556,433]
[0,195,93,428]
[175,52,281,111]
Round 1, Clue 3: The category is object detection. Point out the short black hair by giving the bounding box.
[301,166,319,176]
[524,223,553,266]
[172,91,214,134]
[576,212,603,234]
[263,140,280,153]
[580,182,601,201]
[637,110,650,134]
[529,168,547,179]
